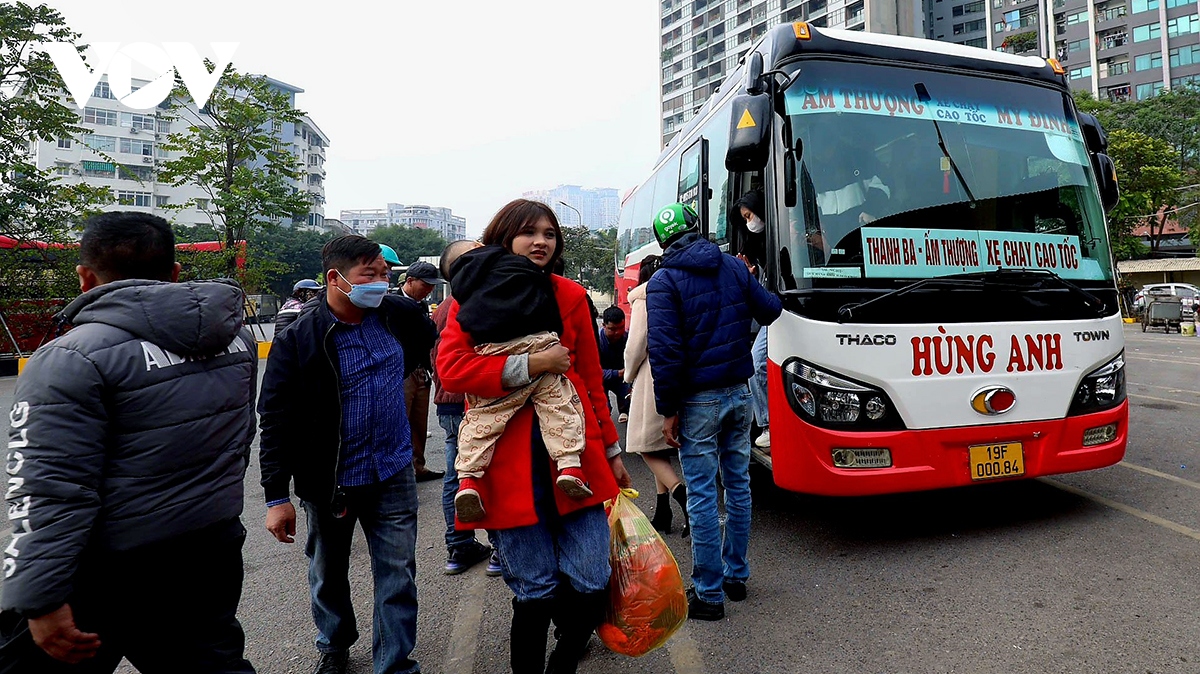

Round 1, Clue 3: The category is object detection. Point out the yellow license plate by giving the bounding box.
[968,442,1025,481]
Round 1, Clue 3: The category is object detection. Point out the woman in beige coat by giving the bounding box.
[624,255,689,536]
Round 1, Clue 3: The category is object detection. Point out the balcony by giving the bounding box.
[1098,32,1129,50]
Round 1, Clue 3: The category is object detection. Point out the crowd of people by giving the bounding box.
[0,197,781,674]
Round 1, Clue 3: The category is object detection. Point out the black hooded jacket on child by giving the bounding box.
[449,244,564,344]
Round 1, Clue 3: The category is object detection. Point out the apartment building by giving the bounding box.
[27,75,327,232]
[660,0,924,145]
[522,185,621,229]
[339,203,467,240]
[929,0,1200,103]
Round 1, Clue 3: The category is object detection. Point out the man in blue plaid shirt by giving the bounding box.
[259,235,436,674]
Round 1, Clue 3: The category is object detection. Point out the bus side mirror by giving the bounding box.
[1077,112,1109,154]
[726,93,772,172]
[1095,152,1119,212]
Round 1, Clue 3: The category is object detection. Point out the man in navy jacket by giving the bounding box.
[646,203,782,621]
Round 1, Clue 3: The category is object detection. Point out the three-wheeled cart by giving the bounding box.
[1143,295,1183,333]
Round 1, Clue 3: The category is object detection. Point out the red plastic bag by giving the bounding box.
[597,490,688,657]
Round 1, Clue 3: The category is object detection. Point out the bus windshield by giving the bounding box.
[780,60,1113,289]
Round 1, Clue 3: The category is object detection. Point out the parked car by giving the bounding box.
[1133,283,1199,318]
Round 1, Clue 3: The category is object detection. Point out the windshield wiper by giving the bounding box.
[837,274,986,323]
[915,83,978,207]
[961,268,1107,316]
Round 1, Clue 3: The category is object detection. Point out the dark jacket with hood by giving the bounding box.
[2,280,257,616]
[257,293,435,508]
[448,245,562,345]
[646,232,782,418]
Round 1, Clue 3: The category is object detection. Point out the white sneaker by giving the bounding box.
[754,430,771,448]
[618,413,629,423]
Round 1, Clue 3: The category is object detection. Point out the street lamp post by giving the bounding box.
[557,200,583,227]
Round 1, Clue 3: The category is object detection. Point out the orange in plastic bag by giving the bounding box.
[597,489,688,657]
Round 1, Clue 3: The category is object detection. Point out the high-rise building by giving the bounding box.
[926,0,1200,103]
[660,0,925,146]
[27,75,327,232]
[339,203,467,240]
[522,185,621,230]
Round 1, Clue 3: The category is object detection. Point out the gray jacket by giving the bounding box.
[2,279,257,616]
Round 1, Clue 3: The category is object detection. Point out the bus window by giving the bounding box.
[703,106,733,250]
[678,138,708,235]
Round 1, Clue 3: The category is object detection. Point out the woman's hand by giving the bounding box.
[608,455,632,488]
[528,344,571,377]
[736,254,757,274]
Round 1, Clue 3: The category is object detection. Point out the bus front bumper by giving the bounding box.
[768,398,1128,497]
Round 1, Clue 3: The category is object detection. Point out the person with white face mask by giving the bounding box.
[258,235,436,674]
[733,190,773,450]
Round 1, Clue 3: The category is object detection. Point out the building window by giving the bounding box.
[81,160,116,178]
[964,37,988,47]
[1133,22,1161,41]
[964,19,985,31]
[1066,10,1089,24]
[1172,73,1200,88]
[53,162,72,176]
[1068,38,1089,51]
[116,190,151,207]
[155,195,169,208]
[1170,44,1200,67]
[1131,0,1158,12]
[954,21,967,33]
[156,119,171,134]
[1136,81,1165,98]
[117,164,153,181]
[82,134,116,152]
[120,112,156,130]
[195,198,209,211]
[119,138,154,156]
[83,107,118,126]
[1068,65,1093,79]
[57,137,72,149]
[1167,14,1199,37]
[92,81,114,100]
[1135,52,1163,70]
[1166,0,1191,7]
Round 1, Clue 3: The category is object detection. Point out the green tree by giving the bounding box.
[0,3,111,302]
[561,226,617,294]
[1110,87,1200,175]
[368,226,447,266]
[1106,129,1183,258]
[158,66,311,279]
[250,225,331,297]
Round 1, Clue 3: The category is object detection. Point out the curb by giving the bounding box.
[258,342,271,359]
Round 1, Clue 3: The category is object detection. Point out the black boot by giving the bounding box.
[511,597,554,674]
[546,586,607,674]
[672,483,690,538]
[650,491,673,534]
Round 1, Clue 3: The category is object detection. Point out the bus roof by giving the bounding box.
[659,24,1065,162]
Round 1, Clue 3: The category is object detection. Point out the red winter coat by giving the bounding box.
[437,275,620,530]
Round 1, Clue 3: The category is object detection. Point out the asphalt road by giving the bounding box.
[2,323,1199,673]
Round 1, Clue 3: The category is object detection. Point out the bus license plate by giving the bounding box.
[968,442,1025,481]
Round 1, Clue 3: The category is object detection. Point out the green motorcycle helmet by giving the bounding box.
[652,203,699,246]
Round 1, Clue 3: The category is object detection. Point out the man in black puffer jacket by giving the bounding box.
[0,212,258,673]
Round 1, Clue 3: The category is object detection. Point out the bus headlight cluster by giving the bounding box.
[1068,352,1126,416]
[782,359,903,430]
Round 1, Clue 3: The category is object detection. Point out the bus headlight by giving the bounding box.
[1068,352,1126,416]
[782,359,904,430]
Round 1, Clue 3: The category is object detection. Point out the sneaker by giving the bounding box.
[486,550,503,577]
[313,650,349,674]
[455,478,486,522]
[685,587,724,621]
[556,467,594,499]
[415,469,445,482]
[618,412,629,423]
[754,430,771,448]
[723,580,747,602]
[444,541,492,575]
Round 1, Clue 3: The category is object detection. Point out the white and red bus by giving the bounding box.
[615,24,1126,496]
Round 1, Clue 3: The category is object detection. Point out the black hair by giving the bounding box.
[602,306,625,325]
[322,235,383,275]
[79,211,176,282]
[637,255,661,286]
[734,190,764,222]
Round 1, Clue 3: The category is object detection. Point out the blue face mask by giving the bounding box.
[335,271,389,309]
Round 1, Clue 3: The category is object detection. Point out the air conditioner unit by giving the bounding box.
[141,156,153,164]
[129,127,139,135]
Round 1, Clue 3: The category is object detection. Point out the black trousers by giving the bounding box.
[604,380,630,415]
[0,518,255,674]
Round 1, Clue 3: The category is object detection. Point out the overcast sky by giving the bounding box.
[44,0,662,236]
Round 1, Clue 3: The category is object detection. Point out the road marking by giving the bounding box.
[1128,393,1200,408]
[1040,478,1200,543]
[444,571,488,674]
[1128,381,1200,396]
[667,625,706,674]
[1126,354,1200,367]
[1119,461,1200,492]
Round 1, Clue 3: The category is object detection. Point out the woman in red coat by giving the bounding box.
[437,199,631,674]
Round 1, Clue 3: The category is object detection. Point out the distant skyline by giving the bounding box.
[41,0,662,237]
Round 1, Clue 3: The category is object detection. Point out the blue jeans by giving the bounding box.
[749,328,769,428]
[677,384,753,604]
[487,423,611,601]
[302,466,419,674]
[438,411,479,552]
